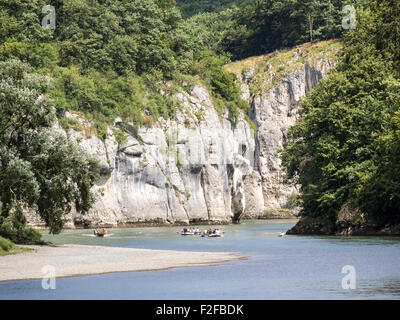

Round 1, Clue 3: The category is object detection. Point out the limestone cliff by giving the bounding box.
[34,84,255,228]
[228,40,341,219]
[27,41,341,228]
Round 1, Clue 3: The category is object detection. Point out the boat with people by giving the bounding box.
[180,228,201,236]
[178,227,224,237]
[201,228,224,238]
[94,228,108,237]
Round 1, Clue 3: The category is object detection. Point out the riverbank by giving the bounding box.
[2,221,400,300]
[0,236,34,257]
[287,216,400,236]
[0,244,244,282]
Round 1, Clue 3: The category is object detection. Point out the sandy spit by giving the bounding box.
[0,244,244,281]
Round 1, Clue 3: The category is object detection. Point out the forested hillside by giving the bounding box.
[0,0,356,135]
[178,0,354,60]
[0,0,248,139]
[283,0,400,234]
[176,0,245,17]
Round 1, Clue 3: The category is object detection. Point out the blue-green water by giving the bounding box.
[1,220,400,300]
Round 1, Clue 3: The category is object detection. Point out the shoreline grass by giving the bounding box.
[0,236,35,256]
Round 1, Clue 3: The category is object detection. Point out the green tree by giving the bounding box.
[281,0,400,226]
[221,0,346,60]
[0,60,99,243]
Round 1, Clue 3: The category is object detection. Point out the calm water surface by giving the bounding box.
[1,219,400,300]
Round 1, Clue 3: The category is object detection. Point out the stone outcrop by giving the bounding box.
[35,84,255,228]
[27,42,340,229]
[287,202,400,236]
[240,57,336,218]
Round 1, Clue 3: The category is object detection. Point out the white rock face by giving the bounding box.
[27,57,334,228]
[244,59,335,214]
[35,85,256,228]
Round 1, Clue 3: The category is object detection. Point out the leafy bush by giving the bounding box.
[0,236,15,251]
[0,60,100,239]
[0,211,42,244]
[59,117,82,131]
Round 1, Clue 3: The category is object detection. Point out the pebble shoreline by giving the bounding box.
[0,244,244,281]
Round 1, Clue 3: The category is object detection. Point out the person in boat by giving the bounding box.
[102,228,107,234]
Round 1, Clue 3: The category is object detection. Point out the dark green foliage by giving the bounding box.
[52,0,179,77]
[177,0,246,17]
[0,209,42,244]
[0,0,247,134]
[281,0,400,223]
[197,50,249,123]
[181,0,361,61]
[222,0,347,60]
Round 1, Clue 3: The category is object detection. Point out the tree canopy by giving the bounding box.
[0,0,249,135]
[0,59,99,242]
[281,0,400,224]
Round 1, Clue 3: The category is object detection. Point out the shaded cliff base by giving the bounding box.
[73,218,235,229]
[287,204,400,236]
[29,216,239,231]
[30,214,300,231]
[242,208,299,220]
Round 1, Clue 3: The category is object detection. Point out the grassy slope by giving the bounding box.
[226,39,342,93]
[0,236,34,256]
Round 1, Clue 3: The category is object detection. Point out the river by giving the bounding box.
[1,219,400,299]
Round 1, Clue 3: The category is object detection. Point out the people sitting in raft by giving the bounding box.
[94,228,107,235]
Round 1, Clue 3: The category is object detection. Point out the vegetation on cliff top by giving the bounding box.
[226,39,342,94]
[179,0,355,61]
[0,0,249,137]
[281,0,400,228]
[0,0,356,137]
